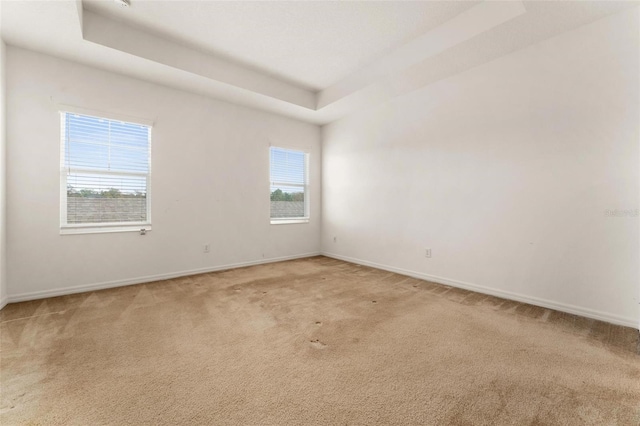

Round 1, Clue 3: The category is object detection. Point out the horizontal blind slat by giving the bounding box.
[269,147,308,219]
[62,112,151,226]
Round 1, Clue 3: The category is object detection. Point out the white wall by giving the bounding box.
[0,36,7,309]
[322,8,639,327]
[6,47,321,300]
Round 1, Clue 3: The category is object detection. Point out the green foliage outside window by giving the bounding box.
[270,189,304,201]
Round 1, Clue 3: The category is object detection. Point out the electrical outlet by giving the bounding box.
[425,248,432,258]
[204,244,210,253]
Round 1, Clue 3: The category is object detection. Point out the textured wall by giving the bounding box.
[6,48,321,299]
[322,9,639,327]
[0,35,6,308]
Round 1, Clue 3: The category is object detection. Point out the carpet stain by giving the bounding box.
[310,339,328,349]
[1,256,638,425]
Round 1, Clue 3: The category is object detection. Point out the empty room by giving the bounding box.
[0,0,639,424]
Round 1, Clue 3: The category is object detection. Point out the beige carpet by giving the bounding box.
[1,256,639,425]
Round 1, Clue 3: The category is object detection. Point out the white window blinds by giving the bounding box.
[60,112,152,228]
[269,147,309,221]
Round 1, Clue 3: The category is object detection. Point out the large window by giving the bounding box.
[269,146,309,224]
[60,110,152,234]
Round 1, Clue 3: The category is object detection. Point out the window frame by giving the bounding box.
[269,146,310,225]
[59,105,153,235]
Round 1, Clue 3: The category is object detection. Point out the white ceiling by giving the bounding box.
[1,1,638,125]
[83,0,479,91]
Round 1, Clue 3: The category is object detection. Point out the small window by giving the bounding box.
[270,146,309,224]
[60,111,152,234]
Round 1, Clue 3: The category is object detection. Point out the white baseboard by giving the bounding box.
[5,250,638,330]
[322,252,638,329]
[6,252,321,304]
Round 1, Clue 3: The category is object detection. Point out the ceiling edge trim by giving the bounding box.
[317,1,527,110]
[81,10,317,111]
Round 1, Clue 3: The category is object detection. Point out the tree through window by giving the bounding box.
[60,111,152,232]
[269,147,309,222]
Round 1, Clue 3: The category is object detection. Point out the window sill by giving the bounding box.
[270,218,309,225]
[60,224,152,235]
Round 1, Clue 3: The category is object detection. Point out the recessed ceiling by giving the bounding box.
[82,0,479,91]
[1,1,637,125]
